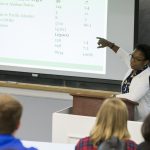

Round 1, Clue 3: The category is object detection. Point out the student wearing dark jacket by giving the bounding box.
[138,113,150,150]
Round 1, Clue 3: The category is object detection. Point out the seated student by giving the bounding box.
[138,113,150,150]
[75,98,137,150]
[0,94,37,150]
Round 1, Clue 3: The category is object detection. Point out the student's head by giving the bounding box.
[0,94,22,134]
[90,98,130,146]
[130,44,150,70]
[141,113,150,142]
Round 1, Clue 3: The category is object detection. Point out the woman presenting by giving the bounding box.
[97,37,150,121]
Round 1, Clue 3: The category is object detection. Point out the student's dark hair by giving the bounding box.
[141,113,150,142]
[135,44,150,61]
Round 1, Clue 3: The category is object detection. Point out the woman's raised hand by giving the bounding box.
[96,37,113,48]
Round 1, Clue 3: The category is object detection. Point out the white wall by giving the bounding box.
[104,0,135,80]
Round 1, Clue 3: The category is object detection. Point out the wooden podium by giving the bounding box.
[71,92,139,121]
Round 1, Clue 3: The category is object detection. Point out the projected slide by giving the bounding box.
[0,0,107,75]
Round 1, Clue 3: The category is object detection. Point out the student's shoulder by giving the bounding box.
[77,136,93,145]
[75,136,95,150]
[125,139,137,150]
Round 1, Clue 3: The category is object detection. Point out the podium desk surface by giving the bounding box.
[22,141,75,150]
[71,93,139,105]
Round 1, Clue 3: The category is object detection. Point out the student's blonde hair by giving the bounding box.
[90,98,130,146]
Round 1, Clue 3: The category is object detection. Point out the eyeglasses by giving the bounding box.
[129,54,146,62]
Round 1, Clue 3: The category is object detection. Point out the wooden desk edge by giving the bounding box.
[0,81,117,96]
[0,81,138,106]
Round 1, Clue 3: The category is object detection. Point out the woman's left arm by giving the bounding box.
[116,75,149,101]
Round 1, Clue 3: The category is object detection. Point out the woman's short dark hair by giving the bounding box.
[135,44,150,61]
[141,113,150,142]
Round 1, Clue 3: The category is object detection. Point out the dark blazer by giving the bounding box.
[138,141,150,150]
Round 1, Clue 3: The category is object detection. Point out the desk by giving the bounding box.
[71,93,139,120]
[22,141,75,150]
[52,107,143,144]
